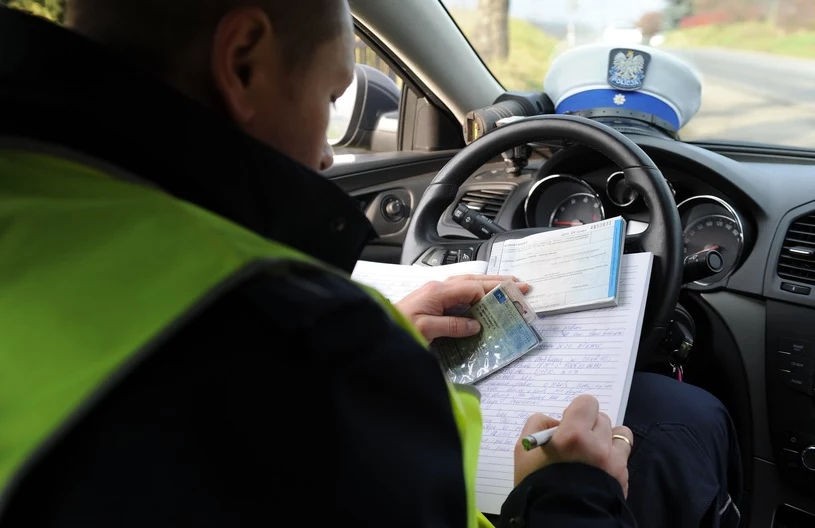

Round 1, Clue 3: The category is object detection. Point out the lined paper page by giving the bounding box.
[474,252,653,514]
[351,260,488,303]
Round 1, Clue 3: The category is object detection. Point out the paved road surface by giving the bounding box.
[674,48,815,107]
[668,48,815,148]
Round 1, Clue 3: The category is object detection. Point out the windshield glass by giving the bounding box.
[442,0,815,148]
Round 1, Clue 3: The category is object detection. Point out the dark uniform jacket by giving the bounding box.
[0,8,635,528]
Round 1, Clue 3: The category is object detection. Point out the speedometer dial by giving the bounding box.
[683,214,743,285]
[550,193,604,227]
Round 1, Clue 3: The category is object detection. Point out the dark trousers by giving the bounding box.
[624,373,743,528]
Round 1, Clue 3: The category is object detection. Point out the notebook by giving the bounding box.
[350,259,489,303]
[352,252,653,514]
[474,252,653,514]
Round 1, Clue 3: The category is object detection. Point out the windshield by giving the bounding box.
[442,0,815,148]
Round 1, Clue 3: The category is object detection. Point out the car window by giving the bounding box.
[443,0,815,149]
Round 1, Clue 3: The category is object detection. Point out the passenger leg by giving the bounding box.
[624,372,743,528]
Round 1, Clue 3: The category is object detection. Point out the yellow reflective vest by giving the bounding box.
[0,149,493,527]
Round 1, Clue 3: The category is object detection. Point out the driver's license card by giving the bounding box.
[434,280,541,385]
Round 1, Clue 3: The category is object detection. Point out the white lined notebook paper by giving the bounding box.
[474,252,653,514]
[351,260,488,303]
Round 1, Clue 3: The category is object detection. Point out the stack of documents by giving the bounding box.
[350,218,652,515]
[487,217,626,315]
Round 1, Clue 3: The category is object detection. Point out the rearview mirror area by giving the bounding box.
[328,64,400,152]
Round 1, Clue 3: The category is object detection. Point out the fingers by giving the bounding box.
[445,274,531,294]
[519,413,561,437]
[611,425,634,458]
[560,394,600,430]
[430,280,490,310]
[416,316,481,341]
[592,411,613,440]
[399,275,532,342]
[514,413,560,486]
[446,274,521,282]
[611,425,633,498]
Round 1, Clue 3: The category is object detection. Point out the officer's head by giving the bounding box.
[66,0,355,172]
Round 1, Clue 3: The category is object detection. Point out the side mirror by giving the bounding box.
[328,64,400,152]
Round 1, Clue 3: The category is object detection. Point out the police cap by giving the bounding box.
[543,43,702,133]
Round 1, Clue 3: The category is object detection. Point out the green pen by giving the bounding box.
[521,426,558,451]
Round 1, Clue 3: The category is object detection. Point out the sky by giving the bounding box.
[442,0,668,28]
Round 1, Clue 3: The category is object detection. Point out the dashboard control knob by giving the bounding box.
[452,203,506,240]
[381,196,406,222]
[802,446,815,471]
[682,249,724,285]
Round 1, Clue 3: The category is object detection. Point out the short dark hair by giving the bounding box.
[65,0,346,80]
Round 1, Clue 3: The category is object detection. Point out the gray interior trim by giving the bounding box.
[701,292,772,460]
[350,0,502,119]
[750,459,815,527]
[763,199,815,308]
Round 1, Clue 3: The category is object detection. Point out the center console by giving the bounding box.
[765,301,815,495]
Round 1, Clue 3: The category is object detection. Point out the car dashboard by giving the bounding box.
[432,134,815,522]
[345,132,815,524]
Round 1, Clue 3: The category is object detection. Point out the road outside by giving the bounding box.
[669,48,815,148]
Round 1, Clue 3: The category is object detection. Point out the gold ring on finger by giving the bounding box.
[612,434,632,447]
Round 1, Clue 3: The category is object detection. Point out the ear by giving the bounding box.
[210,8,278,125]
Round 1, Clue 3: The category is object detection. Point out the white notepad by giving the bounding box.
[351,260,488,303]
[474,252,653,514]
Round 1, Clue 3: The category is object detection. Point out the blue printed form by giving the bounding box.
[487,217,626,315]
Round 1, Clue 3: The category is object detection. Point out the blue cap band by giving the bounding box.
[556,89,680,131]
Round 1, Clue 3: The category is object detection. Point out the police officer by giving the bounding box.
[0,2,738,528]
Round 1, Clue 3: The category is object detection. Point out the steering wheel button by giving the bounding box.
[423,248,447,267]
[779,353,815,376]
[453,204,467,220]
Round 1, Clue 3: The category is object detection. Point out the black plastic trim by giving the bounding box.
[699,292,770,460]
[763,200,815,309]
[326,151,457,192]
[353,19,454,127]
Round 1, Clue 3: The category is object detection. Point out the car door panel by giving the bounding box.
[325,151,457,263]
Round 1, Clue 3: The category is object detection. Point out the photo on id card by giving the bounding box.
[433,280,541,385]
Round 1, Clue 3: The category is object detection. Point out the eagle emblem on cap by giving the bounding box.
[608,49,650,91]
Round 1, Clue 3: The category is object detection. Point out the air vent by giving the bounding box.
[778,212,815,285]
[458,188,511,221]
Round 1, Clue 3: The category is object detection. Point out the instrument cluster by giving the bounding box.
[524,172,747,286]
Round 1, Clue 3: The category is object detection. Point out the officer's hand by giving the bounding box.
[513,395,633,497]
[395,275,529,342]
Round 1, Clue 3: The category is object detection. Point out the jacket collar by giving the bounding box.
[0,7,375,273]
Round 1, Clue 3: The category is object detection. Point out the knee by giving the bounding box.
[624,372,732,445]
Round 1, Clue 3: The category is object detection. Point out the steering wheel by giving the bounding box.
[401,115,682,369]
